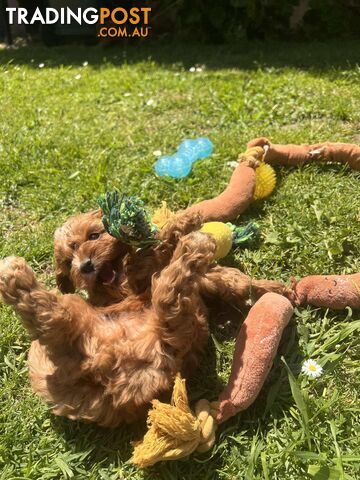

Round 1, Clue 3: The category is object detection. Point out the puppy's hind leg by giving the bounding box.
[200,266,292,307]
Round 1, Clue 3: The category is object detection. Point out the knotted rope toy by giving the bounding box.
[97,194,260,260]
[97,191,160,248]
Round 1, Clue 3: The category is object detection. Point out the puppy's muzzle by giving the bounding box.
[80,259,95,274]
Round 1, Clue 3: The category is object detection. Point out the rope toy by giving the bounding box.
[132,374,219,467]
[97,191,159,247]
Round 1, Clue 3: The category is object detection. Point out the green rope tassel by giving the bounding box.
[97,191,159,247]
[229,222,259,247]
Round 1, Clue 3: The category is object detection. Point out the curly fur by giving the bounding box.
[0,211,288,427]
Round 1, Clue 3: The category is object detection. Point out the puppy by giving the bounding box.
[0,210,288,426]
[0,212,218,426]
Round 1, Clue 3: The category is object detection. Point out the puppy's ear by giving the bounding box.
[54,255,75,293]
[89,208,103,219]
[54,226,75,294]
[55,269,75,294]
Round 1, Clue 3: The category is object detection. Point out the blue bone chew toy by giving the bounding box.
[154,137,214,179]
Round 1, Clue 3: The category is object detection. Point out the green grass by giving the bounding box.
[0,40,360,479]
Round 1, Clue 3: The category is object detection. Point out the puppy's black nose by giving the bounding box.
[80,259,94,274]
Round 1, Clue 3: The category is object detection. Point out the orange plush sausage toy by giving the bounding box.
[132,137,359,467]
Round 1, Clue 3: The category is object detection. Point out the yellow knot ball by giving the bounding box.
[253,163,276,200]
[200,222,233,260]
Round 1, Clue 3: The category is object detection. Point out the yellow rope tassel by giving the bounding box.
[151,201,175,229]
[132,374,219,468]
[238,146,265,164]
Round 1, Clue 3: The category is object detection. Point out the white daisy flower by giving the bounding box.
[38,63,45,68]
[196,67,203,72]
[146,98,155,106]
[74,74,81,80]
[189,66,196,72]
[123,92,131,97]
[301,359,323,378]
[82,61,88,67]
[153,150,162,157]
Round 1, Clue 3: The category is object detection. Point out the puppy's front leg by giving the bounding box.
[0,256,94,345]
[151,232,216,354]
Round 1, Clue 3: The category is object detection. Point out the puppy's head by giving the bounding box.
[54,210,131,298]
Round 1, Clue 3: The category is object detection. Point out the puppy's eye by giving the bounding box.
[70,242,79,250]
[88,232,101,241]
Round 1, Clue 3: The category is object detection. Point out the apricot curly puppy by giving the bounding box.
[0,211,287,427]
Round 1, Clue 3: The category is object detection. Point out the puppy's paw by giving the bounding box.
[0,256,20,277]
[0,256,37,297]
[181,231,217,255]
[0,256,27,276]
[175,231,217,272]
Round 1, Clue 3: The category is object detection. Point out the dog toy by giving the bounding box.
[154,137,214,178]
[292,273,360,309]
[200,222,259,260]
[216,292,294,422]
[98,194,259,259]
[247,137,360,171]
[155,154,193,179]
[132,292,294,467]
[178,138,214,160]
[97,191,159,247]
[185,146,276,222]
[131,137,360,466]
[185,138,360,222]
[253,162,277,200]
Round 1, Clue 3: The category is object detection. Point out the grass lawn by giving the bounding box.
[0,40,359,480]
